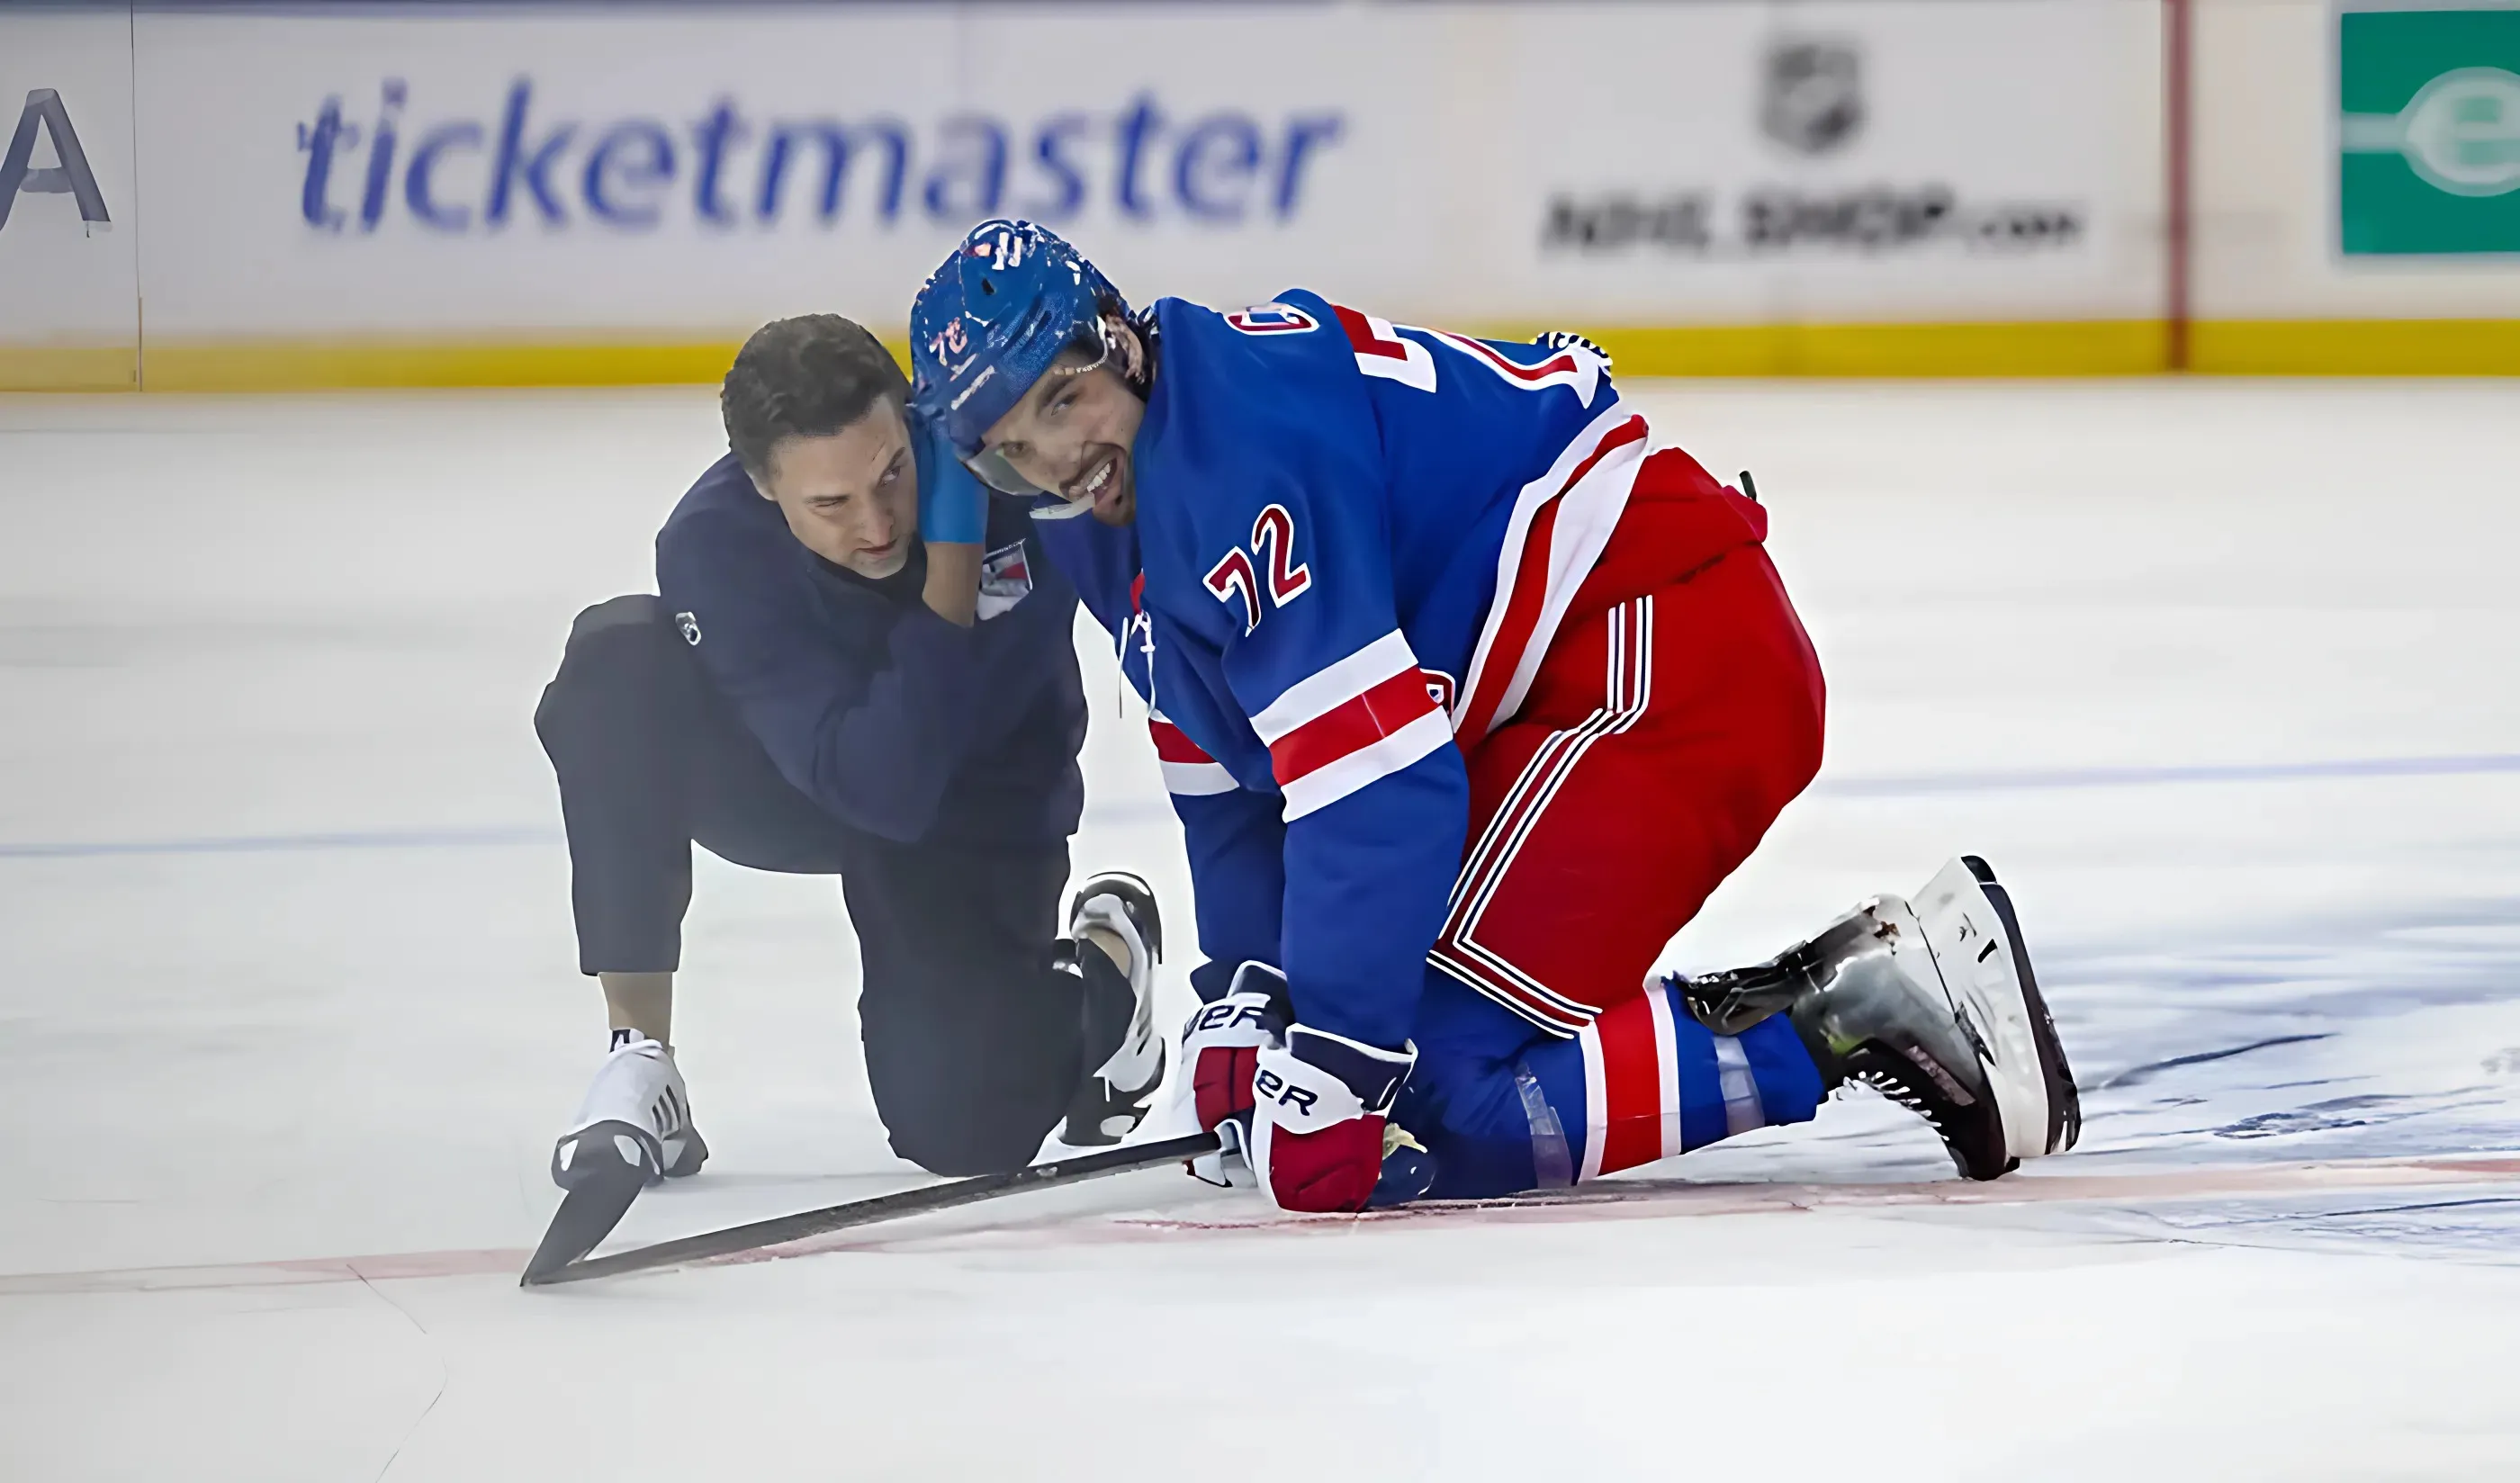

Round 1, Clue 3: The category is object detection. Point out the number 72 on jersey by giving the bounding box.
[1204,503,1312,634]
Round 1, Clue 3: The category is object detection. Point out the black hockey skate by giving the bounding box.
[525,1037,708,1281]
[1059,871,1167,1147]
[1675,856,2079,1181]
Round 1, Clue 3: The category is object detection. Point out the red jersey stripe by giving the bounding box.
[1148,718,1216,765]
[1332,304,1408,361]
[1443,332,1582,382]
[1267,668,1439,786]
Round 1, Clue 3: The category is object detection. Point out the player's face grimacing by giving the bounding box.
[980,326,1147,527]
[752,397,920,579]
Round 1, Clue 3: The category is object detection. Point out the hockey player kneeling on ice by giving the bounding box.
[528,315,1162,1267]
[907,222,2081,1210]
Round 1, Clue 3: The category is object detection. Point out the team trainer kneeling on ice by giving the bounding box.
[530,315,1163,1264]
[909,223,2082,1211]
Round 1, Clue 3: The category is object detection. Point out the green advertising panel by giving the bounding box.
[2339,7,2520,254]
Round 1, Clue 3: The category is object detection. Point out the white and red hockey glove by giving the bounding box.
[1182,963,1438,1209]
[1182,963,1286,1136]
[1178,964,1285,1188]
[1248,1027,1436,1213]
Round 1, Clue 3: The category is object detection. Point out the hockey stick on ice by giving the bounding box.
[519,1131,1220,1287]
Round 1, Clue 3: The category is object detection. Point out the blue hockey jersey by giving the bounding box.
[1033,291,1653,1050]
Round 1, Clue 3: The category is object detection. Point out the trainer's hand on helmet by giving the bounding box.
[909,406,989,546]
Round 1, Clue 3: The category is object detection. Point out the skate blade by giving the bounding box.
[520,1166,644,1286]
[1962,856,2082,1156]
[1919,856,2082,1163]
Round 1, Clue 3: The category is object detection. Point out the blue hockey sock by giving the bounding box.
[1518,980,1825,1182]
[1400,976,1825,1200]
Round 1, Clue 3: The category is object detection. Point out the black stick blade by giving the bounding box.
[521,1131,1218,1288]
[519,1164,645,1286]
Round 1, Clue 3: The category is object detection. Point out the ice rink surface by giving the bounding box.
[4,381,2518,1480]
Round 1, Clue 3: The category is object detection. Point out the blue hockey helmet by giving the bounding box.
[908,219,1130,494]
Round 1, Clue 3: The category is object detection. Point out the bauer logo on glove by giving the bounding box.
[1246,1027,1433,1212]
[1253,1064,1325,1116]
[1182,963,1288,1136]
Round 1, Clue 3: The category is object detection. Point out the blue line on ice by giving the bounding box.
[0,826,553,859]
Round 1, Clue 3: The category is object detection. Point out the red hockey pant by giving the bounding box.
[1426,447,1827,1039]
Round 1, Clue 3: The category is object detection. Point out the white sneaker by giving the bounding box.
[551,1036,708,1193]
[1062,872,1167,1146]
[526,1036,707,1276]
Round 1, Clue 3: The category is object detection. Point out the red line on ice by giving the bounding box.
[5,1156,2515,1294]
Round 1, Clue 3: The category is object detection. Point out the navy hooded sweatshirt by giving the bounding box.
[654,452,1085,848]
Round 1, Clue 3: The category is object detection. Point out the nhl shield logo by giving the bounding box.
[675,611,702,646]
[1760,39,1865,157]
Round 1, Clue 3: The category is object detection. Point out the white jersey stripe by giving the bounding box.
[1160,759,1241,796]
[1278,707,1452,821]
[1248,630,1423,744]
[1452,402,1646,742]
[1482,428,1647,738]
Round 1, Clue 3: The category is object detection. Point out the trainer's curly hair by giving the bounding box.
[721,314,910,482]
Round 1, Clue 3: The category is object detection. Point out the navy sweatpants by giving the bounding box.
[534,594,1128,1177]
